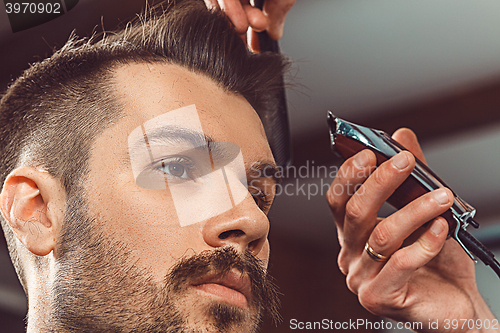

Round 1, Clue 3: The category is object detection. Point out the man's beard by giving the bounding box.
[44,188,280,332]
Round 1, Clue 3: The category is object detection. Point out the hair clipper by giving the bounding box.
[327,111,500,278]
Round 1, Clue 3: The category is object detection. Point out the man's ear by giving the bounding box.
[0,167,65,256]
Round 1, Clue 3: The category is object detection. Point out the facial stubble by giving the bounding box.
[44,189,280,332]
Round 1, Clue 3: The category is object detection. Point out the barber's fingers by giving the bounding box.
[327,149,377,238]
[204,0,220,10]
[263,0,296,40]
[237,0,296,38]
[206,0,267,34]
[204,0,295,39]
[356,217,449,313]
[204,0,219,9]
[244,3,268,32]
[341,151,415,256]
[345,189,453,292]
[392,128,427,165]
[366,188,452,262]
[213,0,251,34]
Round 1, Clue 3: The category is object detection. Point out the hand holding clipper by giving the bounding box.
[327,111,500,278]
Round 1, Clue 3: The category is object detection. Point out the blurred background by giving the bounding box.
[1,0,500,332]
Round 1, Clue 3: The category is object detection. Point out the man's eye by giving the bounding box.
[163,162,187,179]
[154,157,194,180]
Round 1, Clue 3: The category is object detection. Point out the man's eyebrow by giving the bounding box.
[127,125,214,164]
[128,126,281,185]
[128,126,245,173]
[132,125,214,150]
[247,161,282,185]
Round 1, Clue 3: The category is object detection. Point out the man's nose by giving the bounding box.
[201,195,269,256]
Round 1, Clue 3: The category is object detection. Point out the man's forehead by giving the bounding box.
[112,62,205,119]
[112,62,266,137]
[89,64,274,183]
[113,62,229,106]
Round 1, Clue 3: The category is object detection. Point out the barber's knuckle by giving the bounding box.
[326,187,339,209]
[390,251,413,271]
[418,237,438,257]
[345,198,362,221]
[337,253,348,276]
[370,224,391,249]
[345,274,359,295]
[371,167,389,188]
[337,247,352,262]
[357,287,381,314]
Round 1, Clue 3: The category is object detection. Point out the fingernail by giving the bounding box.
[430,219,445,236]
[392,152,409,170]
[433,189,450,205]
[353,150,369,168]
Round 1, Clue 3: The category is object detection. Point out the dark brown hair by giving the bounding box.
[0,0,288,291]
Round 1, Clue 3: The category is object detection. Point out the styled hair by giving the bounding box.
[0,0,288,291]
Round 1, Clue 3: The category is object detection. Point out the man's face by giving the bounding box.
[67,62,279,332]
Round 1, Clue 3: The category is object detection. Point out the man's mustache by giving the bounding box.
[166,246,281,323]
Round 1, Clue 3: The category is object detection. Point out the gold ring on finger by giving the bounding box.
[364,242,389,262]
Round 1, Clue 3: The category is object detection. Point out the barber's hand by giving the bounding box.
[327,128,498,332]
[204,0,295,40]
